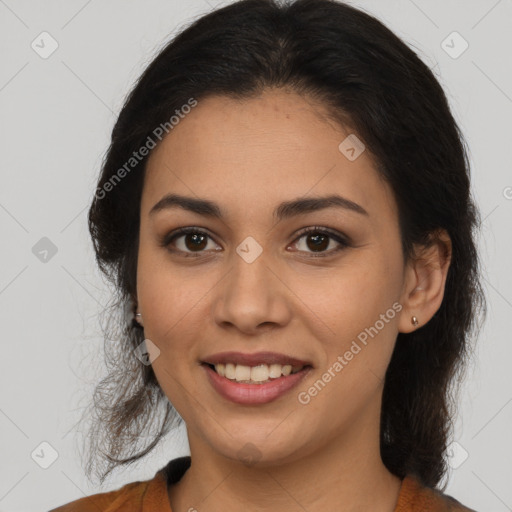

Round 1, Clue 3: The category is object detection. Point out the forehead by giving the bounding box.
[142,89,397,223]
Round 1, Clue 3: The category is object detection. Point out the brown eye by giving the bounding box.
[305,233,330,252]
[162,228,220,256]
[183,232,208,251]
[290,227,350,256]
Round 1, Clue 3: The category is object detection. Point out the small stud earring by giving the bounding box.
[135,313,143,324]
[411,316,419,326]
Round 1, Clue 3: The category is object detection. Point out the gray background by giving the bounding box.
[0,0,511,510]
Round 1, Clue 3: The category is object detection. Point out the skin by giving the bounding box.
[135,88,452,512]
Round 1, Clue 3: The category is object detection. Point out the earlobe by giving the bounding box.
[131,294,144,327]
[398,230,452,333]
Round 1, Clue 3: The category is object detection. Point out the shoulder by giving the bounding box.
[48,475,157,512]
[49,456,189,512]
[396,475,477,512]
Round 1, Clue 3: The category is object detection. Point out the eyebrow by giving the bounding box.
[149,193,369,220]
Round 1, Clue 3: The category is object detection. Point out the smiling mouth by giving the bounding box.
[202,362,311,384]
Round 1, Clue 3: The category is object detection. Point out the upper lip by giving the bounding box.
[202,351,312,367]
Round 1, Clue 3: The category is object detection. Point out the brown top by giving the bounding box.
[49,456,476,511]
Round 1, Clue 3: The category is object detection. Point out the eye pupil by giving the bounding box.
[185,233,207,251]
[307,233,329,252]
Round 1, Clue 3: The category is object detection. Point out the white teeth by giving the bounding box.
[251,365,269,382]
[235,364,251,381]
[225,363,236,379]
[268,364,282,378]
[212,363,304,383]
[282,364,292,376]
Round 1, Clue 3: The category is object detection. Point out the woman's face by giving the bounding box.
[137,88,413,466]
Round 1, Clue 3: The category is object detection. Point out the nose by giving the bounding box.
[212,252,292,335]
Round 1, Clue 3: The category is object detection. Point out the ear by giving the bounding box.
[130,293,144,326]
[398,229,452,333]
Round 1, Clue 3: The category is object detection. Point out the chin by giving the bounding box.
[202,426,313,469]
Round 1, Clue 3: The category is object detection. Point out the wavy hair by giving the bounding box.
[83,0,486,488]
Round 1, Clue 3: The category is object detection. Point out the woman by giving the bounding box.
[51,0,486,510]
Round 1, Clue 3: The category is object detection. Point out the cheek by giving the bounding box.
[136,258,207,416]
[293,259,399,334]
[136,249,205,354]
[289,256,402,390]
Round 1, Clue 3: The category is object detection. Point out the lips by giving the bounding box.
[202,363,312,405]
[200,351,313,405]
[201,351,312,367]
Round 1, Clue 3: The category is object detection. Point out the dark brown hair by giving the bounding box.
[83,0,486,489]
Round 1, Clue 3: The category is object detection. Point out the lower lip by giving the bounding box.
[202,364,312,405]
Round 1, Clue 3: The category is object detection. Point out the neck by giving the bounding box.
[168,405,402,512]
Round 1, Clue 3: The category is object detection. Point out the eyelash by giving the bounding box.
[160,226,351,259]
